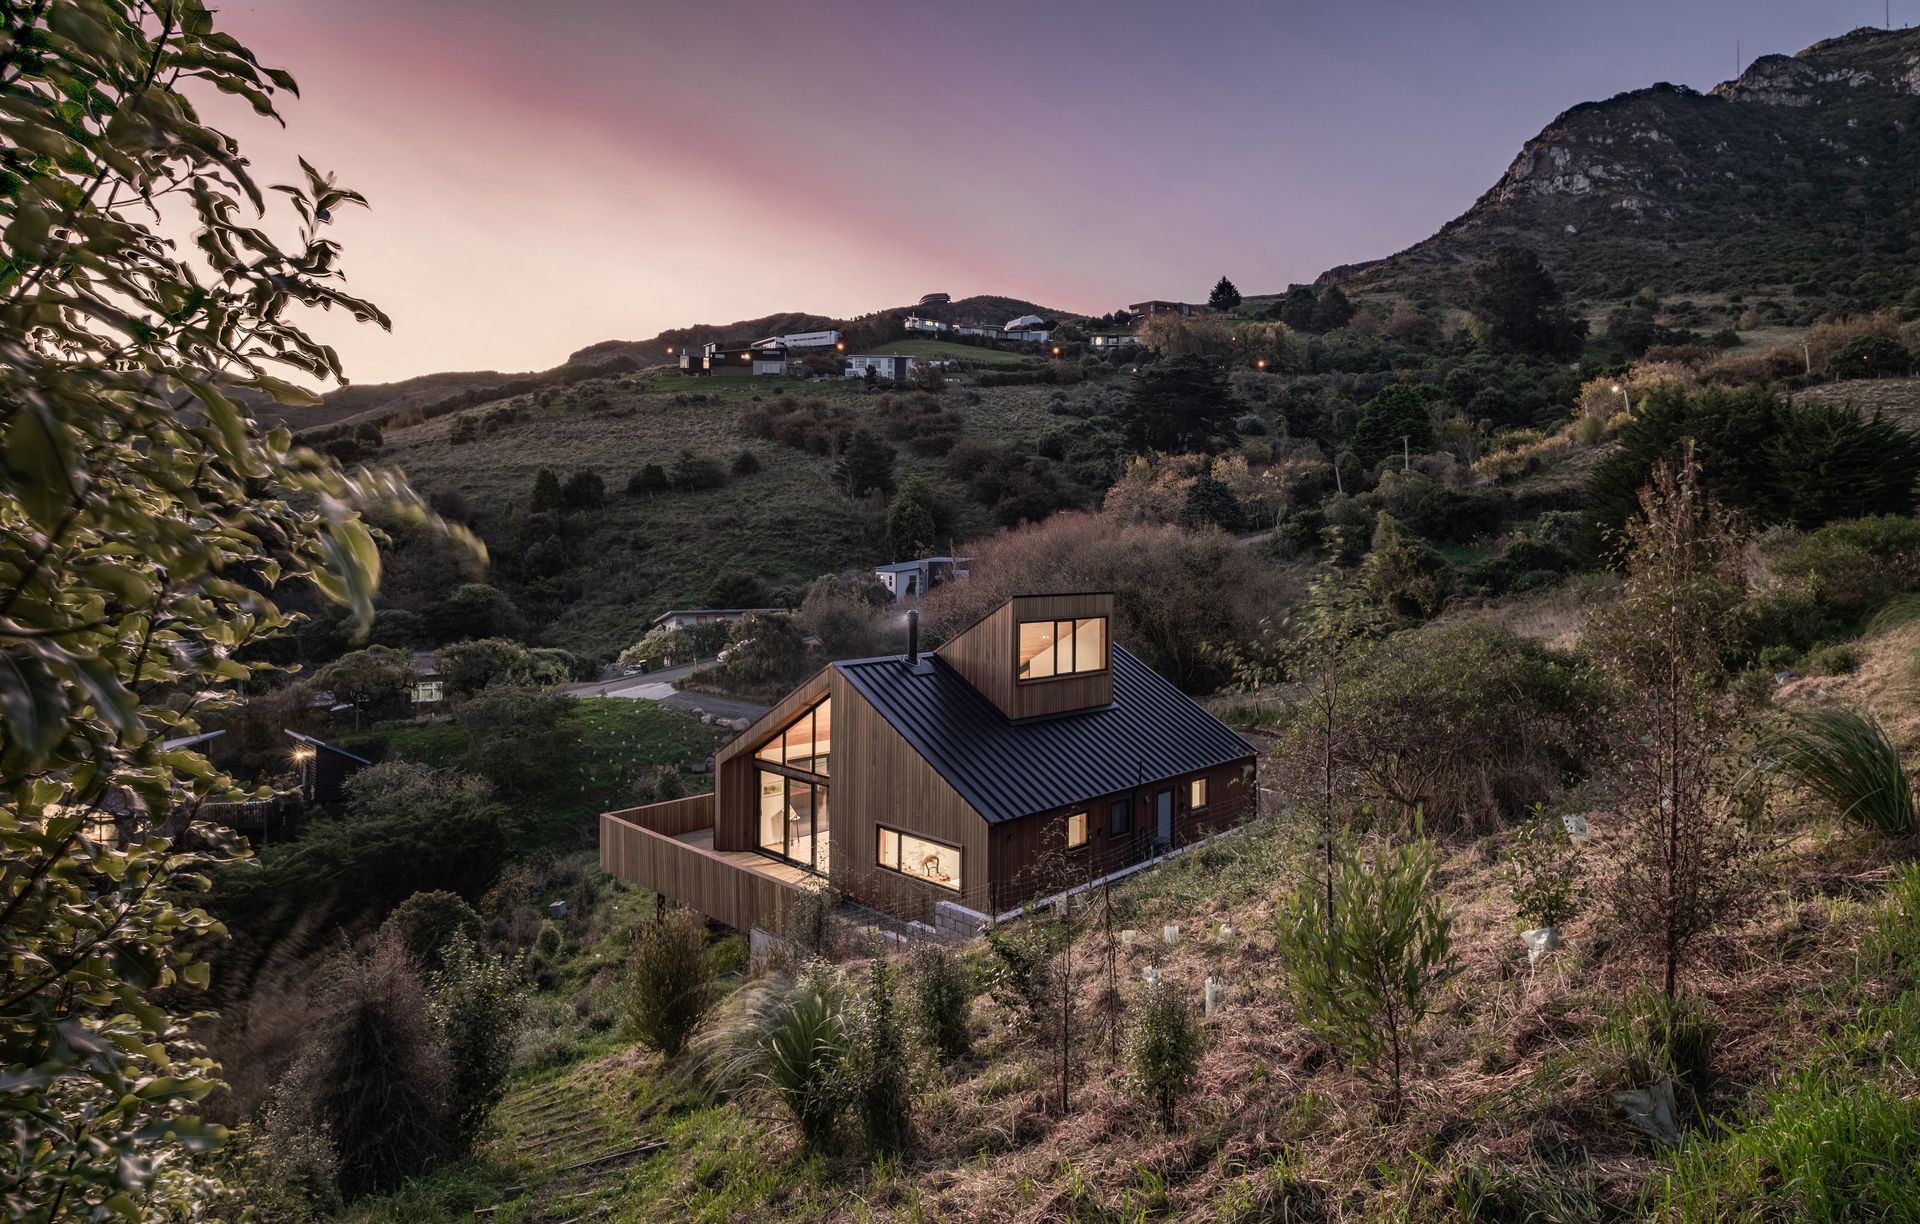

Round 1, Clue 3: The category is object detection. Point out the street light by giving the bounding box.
[1611,382,1633,413]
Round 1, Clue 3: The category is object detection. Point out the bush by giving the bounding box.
[270,932,453,1198]
[846,954,912,1154]
[431,937,529,1153]
[1274,835,1460,1116]
[453,685,580,796]
[1587,385,1920,537]
[731,448,761,475]
[1503,806,1586,931]
[1774,515,1920,622]
[625,908,715,1057]
[1126,978,1202,1130]
[906,944,973,1063]
[1803,643,1861,675]
[560,468,604,510]
[627,463,669,496]
[1772,709,1916,836]
[380,890,486,971]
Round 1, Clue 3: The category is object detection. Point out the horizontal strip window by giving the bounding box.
[1017,616,1107,682]
[876,824,961,892]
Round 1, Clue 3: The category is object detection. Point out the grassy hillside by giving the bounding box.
[378,375,1062,660]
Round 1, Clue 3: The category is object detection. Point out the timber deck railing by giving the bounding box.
[599,794,800,934]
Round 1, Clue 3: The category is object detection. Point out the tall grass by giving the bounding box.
[1658,1073,1920,1223]
[692,966,851,1152]
[1772,709,1916,836]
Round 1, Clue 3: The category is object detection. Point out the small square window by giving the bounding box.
[1066,811,1088,849]
[1189,778,1208,808]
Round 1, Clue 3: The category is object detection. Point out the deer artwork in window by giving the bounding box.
[919,852,950,884]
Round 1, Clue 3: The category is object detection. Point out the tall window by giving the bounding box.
[1065,811,1089,849]
[1109,797,1132,837]
[876,825,961,891]
[754,696,832,873]
[1017,616,1108,681]
[1189,777,1208,809]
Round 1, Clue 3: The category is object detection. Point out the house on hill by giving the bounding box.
[844,353,917,380]
[600,593,1259,941]
[679,341,788,376]
[649,607,787,634]
[873,556,970,602]
[1128,300,1214,319]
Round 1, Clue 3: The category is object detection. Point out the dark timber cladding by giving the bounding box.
[836,645,1250,825]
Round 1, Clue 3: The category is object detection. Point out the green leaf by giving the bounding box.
[5,406,75,532]
[0,652,70,759]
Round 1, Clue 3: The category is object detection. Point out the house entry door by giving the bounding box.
[1154,787,1174,845]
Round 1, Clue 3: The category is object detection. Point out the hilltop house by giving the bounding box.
[680,341,788,377]
[844,353,917,380]
[1128,300,1213,320]
[1088,332,1141,351]
[873,556,970,602]
[649,607,788,634]
[601,593,1259,940]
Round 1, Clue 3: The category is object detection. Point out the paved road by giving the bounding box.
[562,660,771,725]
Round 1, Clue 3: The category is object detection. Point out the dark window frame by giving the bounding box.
[875,822,963,892]
[1014,615,1110,685]
[1109,797,1132,837]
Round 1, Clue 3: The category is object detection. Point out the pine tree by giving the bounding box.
[835,430,897,498]
[1208,275,1243,312]
[1350,384,1438,469]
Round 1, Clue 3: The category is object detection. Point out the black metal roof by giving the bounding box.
[835,646,1255,825]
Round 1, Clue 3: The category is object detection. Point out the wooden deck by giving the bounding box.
[673,827,815,888]
[599,795,814,934]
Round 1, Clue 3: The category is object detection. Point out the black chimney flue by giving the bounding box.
[906,609,920,665]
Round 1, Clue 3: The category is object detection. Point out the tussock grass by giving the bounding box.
[1771,709,1916,836]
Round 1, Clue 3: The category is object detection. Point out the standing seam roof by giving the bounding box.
[834,646,1254,825]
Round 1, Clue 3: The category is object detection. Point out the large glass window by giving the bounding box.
[755,696,830,776]
[1017,616,1108,681]
[753,696,832,874]
[757,770,830,875]
[876,825,961,891]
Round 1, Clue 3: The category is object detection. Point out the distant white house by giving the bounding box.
[903,316,947,334]
[845,354,917,380]
[650,607,787,633]
[752,329,841,350]
[873,556,971,602]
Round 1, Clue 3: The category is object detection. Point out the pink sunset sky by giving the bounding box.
[210,0,1877,385]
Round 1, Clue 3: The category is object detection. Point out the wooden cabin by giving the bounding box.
[601,593,1259,939]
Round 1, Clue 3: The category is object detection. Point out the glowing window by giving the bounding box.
[1065,811,1088,849]
[1189,777,1208,809]
[1017,616,1108,681]
[876,825,961,891]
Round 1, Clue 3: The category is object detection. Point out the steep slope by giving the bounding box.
[1323,26,1920,309]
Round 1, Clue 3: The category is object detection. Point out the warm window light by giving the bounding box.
[1051,346,1061,357]
[1256,359,1266,370]
[666,346,674,354]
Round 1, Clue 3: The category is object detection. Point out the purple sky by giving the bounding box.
[210,0,1892,383]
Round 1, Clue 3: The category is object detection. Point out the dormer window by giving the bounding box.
[1017,616,1107,682]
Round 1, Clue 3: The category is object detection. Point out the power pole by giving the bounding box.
[1402,434,1411,472]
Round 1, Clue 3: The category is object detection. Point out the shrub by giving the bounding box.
[1503,806,1586,931]
[1774,515,1920,621]
[670,449,728,492]
[453,685,580,796]
[1275,834,1460,1115]
[1803,643,1861,675]
[625,908,715,1057]
[906,944,973,1063]
[1126,978,1202,1130]
[560,468,604,510]
[380,890,486,971]
[270,932,453,1198]
[731,448,761,475]
[431,937,529,1153]
[1772,709,1916,837]
[846,954,912,1154]
[1587,385,1920,538]
[627,463,669,496]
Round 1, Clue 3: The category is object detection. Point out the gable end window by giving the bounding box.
[1017,616,1108,682]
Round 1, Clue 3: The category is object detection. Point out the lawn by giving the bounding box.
[889,337,1045,367]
